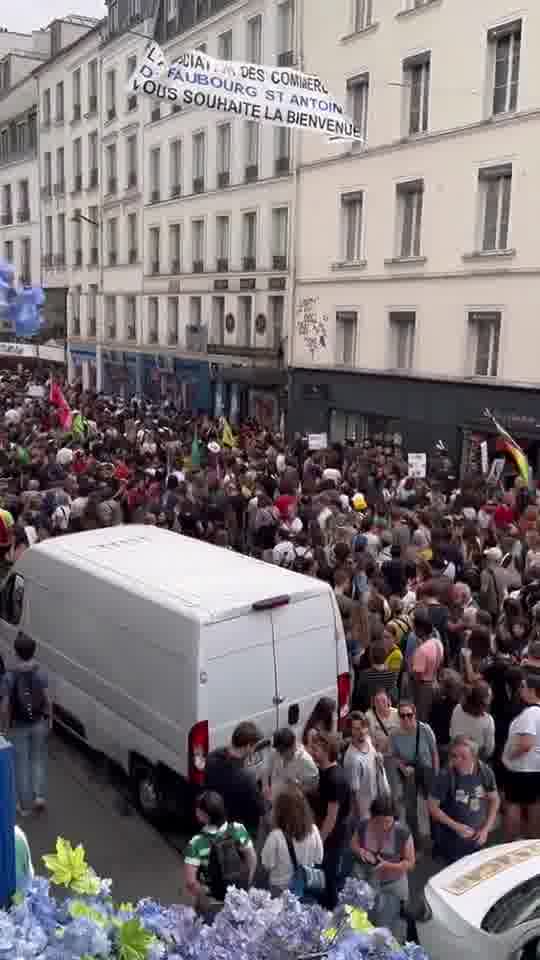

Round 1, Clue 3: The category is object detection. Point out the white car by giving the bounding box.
[418,841,540,960]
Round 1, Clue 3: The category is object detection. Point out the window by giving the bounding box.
[242,211,257,269]
[469,311,501,377]
[106,143,117,193]
[149,226,160,273]
[150,146,161,201]
[73,138,82,190]
[0,129,8,162]
[216,123,231,186]
[57,213,66,264]
[72,69,81,119]
[167,297,179,344]
[212,296,225,342]
[108,218,118,265]
[71,286,81,335]
[105,295,117,340]
[44,216,53,257]
[88,59,98,112]
[347,73,369,144]
[88,131,98,175]
[218,30,233,60]
[404,53,430,135]
[167,0,177,19]
[20,237,31,282]
[480,164,512,252]
[270,295,284,349]
[245,121,259,178]
[275,126,291,175]
[126,296,137,340]
[42,88,51,127]
[18,180,29,221]
[190,295,202,328]
[72,217,82,265]
[170,138,182,196]
[148,297,159,342]
[238,296,252,346]
[55,147,65,192]
[192,218,204,271]
[44,153,52,194]
[192,132,205,192]
[1,185,10,224]
[272,207,288,269]
[169,223,181,272]
[87,284,97,336]
[389,311,415,369]
[490,21,521,115]
[247,15,262,63]
[340,191,363,262]
[3,240,13,263]
[216,215,229,269]
[128,212,138,261]
[397,179,424,258]
[127,55,137,110]
[277,0,293,64]
[0,59,10,94]
[55,82,64,122]
[336,311,357,365]
[108,0,119,33]
[354,0,372,32]
[127,134,137,187]
[88,206,99,263]
[106,69,116,120]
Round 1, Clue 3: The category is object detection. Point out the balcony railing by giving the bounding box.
[128,248,138,264]
[217,257,228,272]
[17,208,30,223]
[170,184,181,198]
[273,255,287,270]
[1,211,12,225]
[72,173,82,193]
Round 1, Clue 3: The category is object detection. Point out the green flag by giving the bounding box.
[191,431,201,469]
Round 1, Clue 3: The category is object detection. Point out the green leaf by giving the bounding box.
[42,837,100,894]
[69,900,108,927]
[117,918,155,960]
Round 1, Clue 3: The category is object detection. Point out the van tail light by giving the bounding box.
[337,672,351,731]
[188,720,209,785]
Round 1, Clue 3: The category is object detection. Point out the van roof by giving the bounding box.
[25,526,331,622]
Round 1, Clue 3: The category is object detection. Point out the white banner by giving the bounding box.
[129,43,363,141]
[408,453,427,478]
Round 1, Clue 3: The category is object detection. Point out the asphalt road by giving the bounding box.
[20,730,184,904]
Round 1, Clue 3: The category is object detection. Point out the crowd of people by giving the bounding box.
[1,370,540,932]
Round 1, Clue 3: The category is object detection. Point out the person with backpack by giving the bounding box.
[428,735,499,864]
[183,791,257,915]
[1,631,50,816]
[261,784,323,898]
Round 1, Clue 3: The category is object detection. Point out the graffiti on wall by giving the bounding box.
[296,297,328,359]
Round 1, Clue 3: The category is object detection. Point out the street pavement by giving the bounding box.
[20,730,183,904]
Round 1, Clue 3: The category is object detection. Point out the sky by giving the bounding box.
[3,0,107,33]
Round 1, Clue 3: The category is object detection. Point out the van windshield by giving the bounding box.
[482,876,540,933]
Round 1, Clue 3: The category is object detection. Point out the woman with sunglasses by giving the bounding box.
[389,700,439,843]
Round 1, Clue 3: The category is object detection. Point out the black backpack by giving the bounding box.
[11,668,46,726]
[206,827,250,901]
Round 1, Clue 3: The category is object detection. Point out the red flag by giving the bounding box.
[49,380,72,430]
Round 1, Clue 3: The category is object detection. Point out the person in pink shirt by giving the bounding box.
[411,607,445,721]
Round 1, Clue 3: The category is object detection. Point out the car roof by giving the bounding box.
[22,526,330,622]
[427,841,540,929]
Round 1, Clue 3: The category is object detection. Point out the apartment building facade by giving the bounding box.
[290,0,540,466]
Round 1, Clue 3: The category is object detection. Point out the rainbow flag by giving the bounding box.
[484,408,530,486]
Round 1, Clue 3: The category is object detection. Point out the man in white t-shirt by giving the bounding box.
[502,672,540,840]
[343,712,379,819]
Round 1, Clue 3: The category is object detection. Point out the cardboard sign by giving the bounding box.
[407,453,427,478]
[308,433,328,451]
[480,440,489,476]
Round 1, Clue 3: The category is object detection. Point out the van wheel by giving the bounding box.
[132,763,163,820]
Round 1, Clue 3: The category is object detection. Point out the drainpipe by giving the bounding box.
[285,0,304,439]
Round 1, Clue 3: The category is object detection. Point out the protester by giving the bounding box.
[309,732,351,909]
[183,790,256,912]
[204,721,265,839]
[266,727,319,802]
[302,697,337,751]
[450,681,495,760]
[428,736,499,863]
[343,712,382,820]
[389,700,439,843]
[261,785,323,897]
[501,672,540,840]
[410,607,444,721]
[1,631,50,816]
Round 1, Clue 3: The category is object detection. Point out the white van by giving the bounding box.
[0,526,350,818]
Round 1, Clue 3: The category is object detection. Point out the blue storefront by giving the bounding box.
[102,350,211,411]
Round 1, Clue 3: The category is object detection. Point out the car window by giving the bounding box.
[483,877,540,933]
[512,936,540,960]
[2,574,24,626]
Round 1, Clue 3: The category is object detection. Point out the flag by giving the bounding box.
[191,430,201,469]
[484,408,530,486]
[221,417,235,448]
[71,413,88,441]
[50,381,73,431]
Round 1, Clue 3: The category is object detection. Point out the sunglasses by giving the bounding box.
[399,712,415,720]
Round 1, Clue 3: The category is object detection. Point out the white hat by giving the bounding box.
[208,441,221,455]
[56,448,74,467]
[484,546,503,563]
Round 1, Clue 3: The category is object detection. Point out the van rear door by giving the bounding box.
[271,592,339,731]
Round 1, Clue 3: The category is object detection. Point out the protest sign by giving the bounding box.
[129,44,363,141]
[480,440,489,475]
[308,433,328,451]
[408,453,427,478]
[487,457,505,485]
